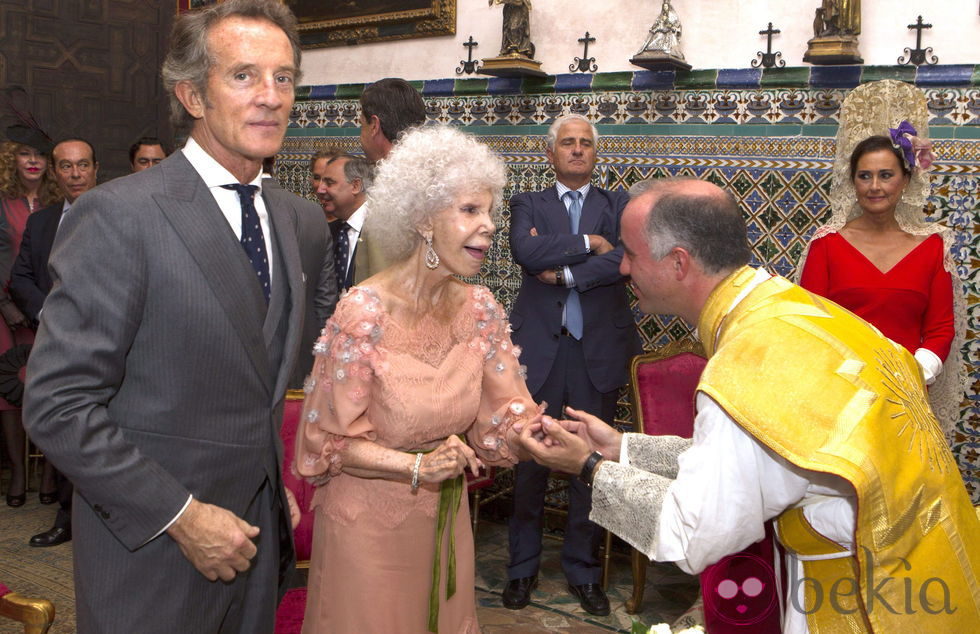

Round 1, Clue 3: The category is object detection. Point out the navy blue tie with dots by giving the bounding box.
[222,183,270,303]
[334,222,351,289]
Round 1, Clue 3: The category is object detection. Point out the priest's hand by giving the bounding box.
[519,416,592,475]
[559,406,623,461]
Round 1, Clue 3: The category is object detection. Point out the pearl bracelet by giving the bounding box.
[410,452,423,492]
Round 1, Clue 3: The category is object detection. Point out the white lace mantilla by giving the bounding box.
[794,80,967,437]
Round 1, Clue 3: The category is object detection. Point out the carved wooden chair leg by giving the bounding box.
[0,591,56,634]
[625,548,648,614]
[470,489,482,538]
[600,529,612,590]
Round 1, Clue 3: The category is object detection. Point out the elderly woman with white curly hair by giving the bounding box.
[295,125,540,634]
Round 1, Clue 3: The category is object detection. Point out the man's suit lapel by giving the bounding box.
[262,185,304,400]
[578,188,605,234]
[539,187,571,234]
[352,229,366,285]
[153,153,273,396]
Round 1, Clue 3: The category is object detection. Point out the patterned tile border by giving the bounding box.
[291,86,980,130]
[298,64,980,102]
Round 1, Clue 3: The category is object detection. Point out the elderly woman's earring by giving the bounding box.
[424,234,440,269]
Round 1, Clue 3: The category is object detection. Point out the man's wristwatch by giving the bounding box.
[554,268,565,287]
[579,451,604,487]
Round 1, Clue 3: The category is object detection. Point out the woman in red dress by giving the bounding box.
[798,80,965,438]
[0,127,59,506]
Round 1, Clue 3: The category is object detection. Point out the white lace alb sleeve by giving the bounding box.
[655,393,812,574]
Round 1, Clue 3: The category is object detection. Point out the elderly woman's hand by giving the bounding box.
[419,435,483,484]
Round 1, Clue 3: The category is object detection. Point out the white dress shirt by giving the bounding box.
[182,137,275,283]
[553,181,591,288]
[339,202,367,276]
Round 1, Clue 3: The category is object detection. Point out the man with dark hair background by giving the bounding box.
[128,136,168,172]
[12,137,99,549]
[358,77,426,161]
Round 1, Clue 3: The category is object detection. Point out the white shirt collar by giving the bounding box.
[555,181,591,201]
[181,137,264,193]
[345,202,368,233]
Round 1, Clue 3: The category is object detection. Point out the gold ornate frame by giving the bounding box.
[292,0,456,49]
[176,0,222,13]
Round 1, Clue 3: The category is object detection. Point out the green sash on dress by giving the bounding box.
[411,442,465,634]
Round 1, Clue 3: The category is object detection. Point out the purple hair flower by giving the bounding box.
[889,121,917,168]
[888,120,934,171]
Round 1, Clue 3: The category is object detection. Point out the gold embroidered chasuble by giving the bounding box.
[696,266,980,631]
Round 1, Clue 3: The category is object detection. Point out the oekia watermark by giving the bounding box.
[704,547,957,625]
[789,547,957,616]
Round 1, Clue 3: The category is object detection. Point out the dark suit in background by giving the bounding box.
[507,184,640,587]
[264,177,337,389]
[10,202,74,534]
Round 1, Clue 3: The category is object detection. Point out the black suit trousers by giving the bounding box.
[507,334,618,585]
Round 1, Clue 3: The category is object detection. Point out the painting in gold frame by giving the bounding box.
[286,0,456,49]
[176,0,222,13]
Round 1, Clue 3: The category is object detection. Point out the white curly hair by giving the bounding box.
[364,125,508,263]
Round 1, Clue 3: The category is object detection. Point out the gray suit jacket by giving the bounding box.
[24,151,307,630]
[264,177,338,388]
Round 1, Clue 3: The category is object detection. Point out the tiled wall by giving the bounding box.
[282,65,980,502]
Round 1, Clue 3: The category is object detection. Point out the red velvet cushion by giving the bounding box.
[0,582,10,598]
[465,466,496,491]
[274,587,307,634]
[634,351,706,438]
[280,397,315,562]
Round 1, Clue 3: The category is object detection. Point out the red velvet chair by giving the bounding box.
[625,339,705,614]
[280,389,315,567]
[0,581,55,634]
[276,389,314,634]
[626,341,781,632]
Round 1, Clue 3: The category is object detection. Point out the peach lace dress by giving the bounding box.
[295,284,536,634]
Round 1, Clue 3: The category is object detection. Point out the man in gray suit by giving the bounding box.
[24,1,310,632]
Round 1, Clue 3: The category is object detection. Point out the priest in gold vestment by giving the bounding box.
[519,177,980,633]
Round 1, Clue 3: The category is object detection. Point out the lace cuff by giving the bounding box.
[623,434,693,479]
[590,460,672,559]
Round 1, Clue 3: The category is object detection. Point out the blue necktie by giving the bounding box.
[563,190,584,340]
[222,183,270,303]
[334,222,351,289]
